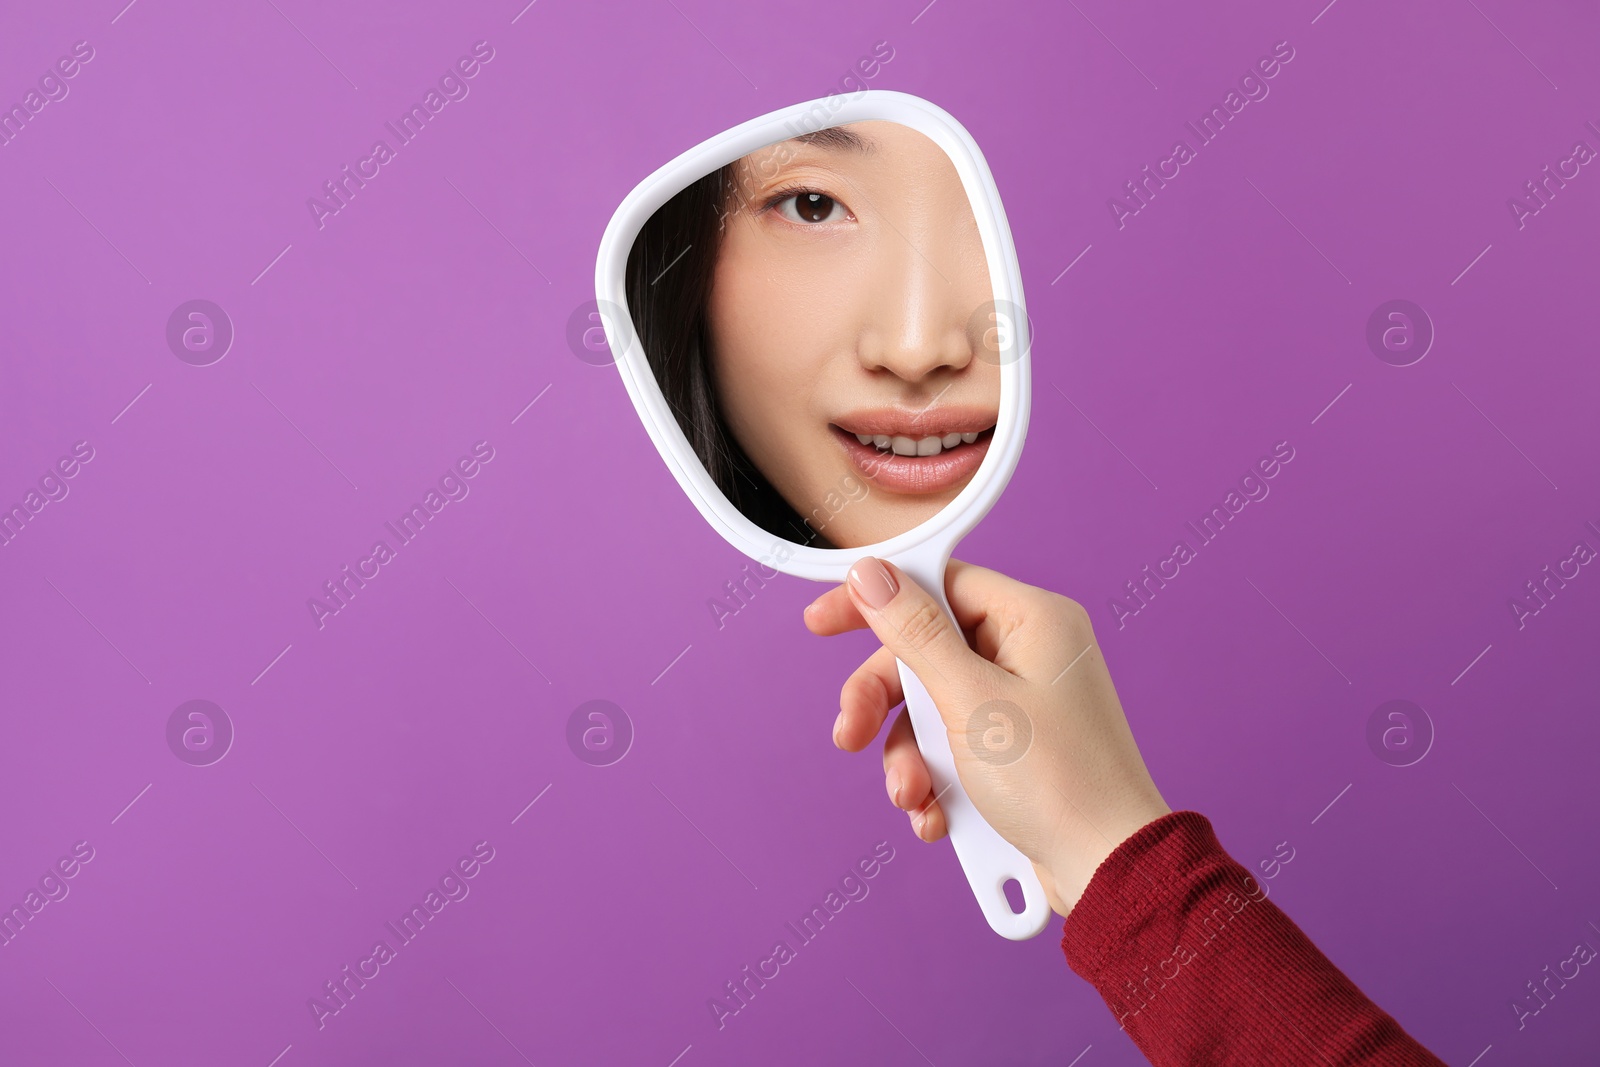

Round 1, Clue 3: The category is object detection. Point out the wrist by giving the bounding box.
[1047,794,1172,913]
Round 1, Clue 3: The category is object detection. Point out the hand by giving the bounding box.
[803,556,1171,918]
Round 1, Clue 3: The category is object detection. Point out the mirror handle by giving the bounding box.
[890,551,1051,941]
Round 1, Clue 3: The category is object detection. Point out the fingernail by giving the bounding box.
[848,558,897,610]
[889,769,902,806]
[832,711,845,746]
[912,810,926,837]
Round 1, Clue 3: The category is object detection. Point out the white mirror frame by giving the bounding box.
[594,89,1031,579]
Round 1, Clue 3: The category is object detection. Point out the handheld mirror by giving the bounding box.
[594,90,1043,940]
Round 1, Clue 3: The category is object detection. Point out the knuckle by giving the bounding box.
[895,600,952,655]
[1047,590,1094,636]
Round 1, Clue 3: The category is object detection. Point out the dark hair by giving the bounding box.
[625,166,824,546]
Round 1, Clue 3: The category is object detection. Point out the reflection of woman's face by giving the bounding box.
[706,120,998,549]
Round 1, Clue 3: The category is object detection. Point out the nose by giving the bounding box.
[856,232,980,382]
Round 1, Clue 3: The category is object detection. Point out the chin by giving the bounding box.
[835,506,942,550]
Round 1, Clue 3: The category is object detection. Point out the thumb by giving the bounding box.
[845,557,986,702]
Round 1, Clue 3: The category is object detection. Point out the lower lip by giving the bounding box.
[832,428,992,494]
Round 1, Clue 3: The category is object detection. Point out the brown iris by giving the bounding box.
[795,192,835,222]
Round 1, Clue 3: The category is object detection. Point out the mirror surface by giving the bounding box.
[624,120,1003,551]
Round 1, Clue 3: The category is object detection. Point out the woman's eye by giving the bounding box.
[775,191,847,225]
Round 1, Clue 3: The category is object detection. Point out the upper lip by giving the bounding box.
[831,405,997,438]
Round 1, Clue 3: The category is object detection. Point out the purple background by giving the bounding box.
[2,0,1597,1063]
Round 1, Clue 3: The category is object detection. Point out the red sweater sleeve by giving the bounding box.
[1059,810,1445,1065]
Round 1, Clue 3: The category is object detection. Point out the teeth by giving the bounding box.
[851,429,987,455]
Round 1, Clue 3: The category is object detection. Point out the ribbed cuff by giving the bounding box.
[1059,810,1223,978]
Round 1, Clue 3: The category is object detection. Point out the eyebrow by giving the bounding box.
[786,126,874,154]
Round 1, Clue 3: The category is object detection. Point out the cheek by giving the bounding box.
[941,185,995,327]
[708,235,871,526]
[707,262,784,440]
[708,236,834,447]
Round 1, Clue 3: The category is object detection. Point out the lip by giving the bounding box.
[831,405,997,438]
[831,424,994,494]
